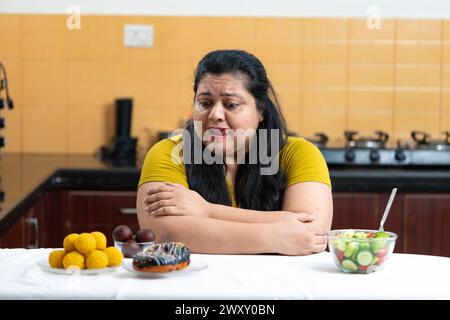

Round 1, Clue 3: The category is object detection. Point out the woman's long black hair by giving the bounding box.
[184,50,289,211]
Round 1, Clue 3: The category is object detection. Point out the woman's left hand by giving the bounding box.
[144,182,211,217]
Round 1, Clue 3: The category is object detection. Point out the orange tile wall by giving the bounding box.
[0,14,449,154]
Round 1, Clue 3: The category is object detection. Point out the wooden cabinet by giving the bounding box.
[0,213,36,248]
[403,194,450,257]
[332,193,380,230]
[0,190,138,248]
[0,196,44,248]
[65,191,139,247]
[0,191,70,248]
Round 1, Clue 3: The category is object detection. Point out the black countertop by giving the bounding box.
[1,153,450,235]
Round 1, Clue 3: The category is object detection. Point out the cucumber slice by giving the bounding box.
[371,256,379,265]
[351,248,360,261]
[356,251,373,267]
[359,242,370,251]
[333,239,346,252]
[371,239,385,253]
[344,241,359,258]
[341,259,358,272]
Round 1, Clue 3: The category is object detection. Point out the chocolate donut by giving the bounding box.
[132,242,190,272]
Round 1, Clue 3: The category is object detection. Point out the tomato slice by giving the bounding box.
[358,265,369,271]
[377,256,387,265]
[336,250,344,261]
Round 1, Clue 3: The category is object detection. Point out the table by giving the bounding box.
[1,249,449,300]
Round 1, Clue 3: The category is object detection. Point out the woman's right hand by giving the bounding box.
[272,213,328,255]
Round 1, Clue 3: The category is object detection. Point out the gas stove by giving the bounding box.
[305,130,450,167]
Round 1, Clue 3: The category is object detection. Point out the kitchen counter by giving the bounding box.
[1,248,449,299]
[1,153,450,237]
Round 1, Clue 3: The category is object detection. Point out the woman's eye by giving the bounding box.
[225,103,238,109]
[198,101,211,108]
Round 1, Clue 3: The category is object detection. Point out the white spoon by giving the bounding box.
[379,188,397,232]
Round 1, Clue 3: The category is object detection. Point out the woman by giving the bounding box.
[137,50,332,255]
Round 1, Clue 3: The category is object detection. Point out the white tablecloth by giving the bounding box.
[0,249,449,300]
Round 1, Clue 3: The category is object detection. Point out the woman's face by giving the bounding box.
[192,73,263,159]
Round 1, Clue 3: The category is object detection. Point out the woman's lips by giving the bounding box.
[206,127,229,141]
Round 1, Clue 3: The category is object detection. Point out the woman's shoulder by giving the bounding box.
[146,134,183,157]
[280,136,331,187]
[139,134,187,187]
[281,136,319,155]
[144,134,184,165]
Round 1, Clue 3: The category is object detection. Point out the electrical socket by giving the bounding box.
[123,24,154,48]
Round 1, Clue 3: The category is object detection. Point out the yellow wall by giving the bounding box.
[0,14,449,154]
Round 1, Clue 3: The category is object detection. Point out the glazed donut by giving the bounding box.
[132,242,190,272]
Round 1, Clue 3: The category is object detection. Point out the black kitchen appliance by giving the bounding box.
[312,130,450,167]
[99,98,137,165]
[411,131,450,151]
[304,132,329,148]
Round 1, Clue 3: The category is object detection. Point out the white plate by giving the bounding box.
[37,258,121,275]
[123,259,208,278]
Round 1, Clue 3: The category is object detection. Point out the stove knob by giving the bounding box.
[345,149,355,162]
[395,149,406,161]
[370,149,380,162]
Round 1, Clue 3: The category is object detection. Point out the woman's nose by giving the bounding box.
[208,102,225,122]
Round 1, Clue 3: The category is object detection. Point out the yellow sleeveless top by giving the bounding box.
[138,135,331,207]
